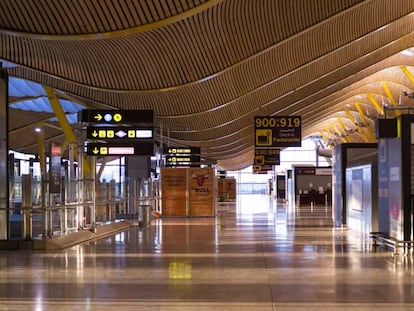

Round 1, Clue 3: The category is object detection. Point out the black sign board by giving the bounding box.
[86,126,153,140]
[164,147,201,155]
[255,116,301,147]
[296,167,316,175]
[165,155,201,167]
[254,148,280,166]
[86,142,153,156]
[253,165,273,174]
[81,109,153,124]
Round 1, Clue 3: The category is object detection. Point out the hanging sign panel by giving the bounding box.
[165,155,201,167]
[81,109,153,124]
[254,148,280,166]
[164,147,201,155]
[86,142,153,156]
[253,165,273,174]
[255,116,301,147]
[86,126,153,140]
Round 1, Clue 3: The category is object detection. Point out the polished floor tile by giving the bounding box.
[1,194,414,310]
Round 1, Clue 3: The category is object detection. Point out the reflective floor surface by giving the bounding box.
[1,194,414,310]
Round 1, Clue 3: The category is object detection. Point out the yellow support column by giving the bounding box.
[381,81,400,116]
[345,108,370,142]
[44,86,77,143]
[345,109,356,124]
[319,131,330,145]
[43,86,91,176]
[358,128,372,143]
[323,126,334,144]
[400,66,414,84]
[367,93,384,115]
[355,101,376,142]
[337,117,351,142]
[330,121,347,143]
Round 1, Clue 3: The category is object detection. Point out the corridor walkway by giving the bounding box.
[0,194,413,310]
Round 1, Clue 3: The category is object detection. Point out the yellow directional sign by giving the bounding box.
[94,114,102,121]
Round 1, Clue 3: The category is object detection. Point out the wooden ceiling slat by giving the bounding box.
[116,1,136,28]
[50,1,76,34]
[26,1,50,33]
[104,1,125,30]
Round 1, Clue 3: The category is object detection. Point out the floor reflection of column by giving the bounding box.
[293,203,333,228]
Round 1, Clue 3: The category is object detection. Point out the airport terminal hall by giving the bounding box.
[3,1,414,310]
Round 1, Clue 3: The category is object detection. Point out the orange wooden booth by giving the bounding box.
[218,178,236,201]
[161,167,217,217]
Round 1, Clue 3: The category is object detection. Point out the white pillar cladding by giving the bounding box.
[0,69,9,240]
[126,156,151,215]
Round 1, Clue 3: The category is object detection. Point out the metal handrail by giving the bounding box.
[370,232,414,256]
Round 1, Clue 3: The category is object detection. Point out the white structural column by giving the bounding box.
[0,69,8,240]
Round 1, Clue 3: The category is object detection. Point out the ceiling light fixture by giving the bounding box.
[401,49,414,57]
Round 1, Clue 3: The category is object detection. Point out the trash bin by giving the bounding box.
[141,205,152,226]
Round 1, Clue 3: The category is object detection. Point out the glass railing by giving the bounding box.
[6,174,161,240]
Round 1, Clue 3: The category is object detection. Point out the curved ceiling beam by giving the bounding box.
[0,0,223,41]
[4,1,413,100]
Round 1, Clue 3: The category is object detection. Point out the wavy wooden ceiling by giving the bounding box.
[1,0,414,170]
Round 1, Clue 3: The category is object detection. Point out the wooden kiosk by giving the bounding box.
[161,167,217,217]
